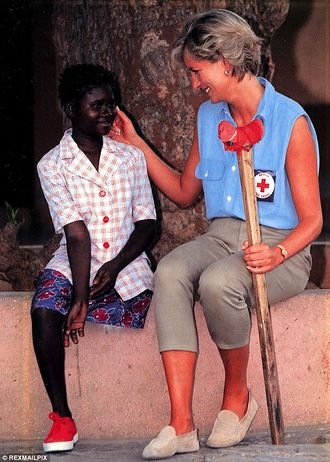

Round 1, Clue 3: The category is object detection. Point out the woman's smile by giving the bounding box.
[183,51,228,103]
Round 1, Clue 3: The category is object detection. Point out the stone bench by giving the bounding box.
[0,290,329,441]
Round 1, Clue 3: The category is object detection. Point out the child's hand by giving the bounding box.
[108,107,141,147]
[90,260,120,299]
[64,301,88,348]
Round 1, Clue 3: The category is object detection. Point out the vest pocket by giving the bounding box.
[195,159,226,180]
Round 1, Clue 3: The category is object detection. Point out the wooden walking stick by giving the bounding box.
[218,119,285,445]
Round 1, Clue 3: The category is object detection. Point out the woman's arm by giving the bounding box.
[110,108,202,208]
[243,115,323,272]
[277,115,323,254]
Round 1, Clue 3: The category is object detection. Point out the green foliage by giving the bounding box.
[4,202,21,226]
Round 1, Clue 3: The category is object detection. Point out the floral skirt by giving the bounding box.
[31,269,152,329]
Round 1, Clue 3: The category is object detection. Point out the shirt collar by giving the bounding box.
[59,129,78,159]
[59,128,120,160]
[255,77,275,121]
[219,77,275,123]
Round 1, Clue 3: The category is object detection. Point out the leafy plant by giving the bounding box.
[4,202,21,226]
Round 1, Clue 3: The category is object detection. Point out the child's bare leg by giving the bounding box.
[31,308,71,417]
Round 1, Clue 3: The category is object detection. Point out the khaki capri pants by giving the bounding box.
[154,217,311,352]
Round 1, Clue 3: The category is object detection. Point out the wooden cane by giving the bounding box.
[237,148,285,445]
[218,120,285,444]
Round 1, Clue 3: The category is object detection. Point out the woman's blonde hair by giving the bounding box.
[172,9,262,81]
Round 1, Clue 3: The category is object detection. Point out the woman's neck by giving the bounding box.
[228,75,264,127]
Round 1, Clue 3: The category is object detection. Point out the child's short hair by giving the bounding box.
[58,63,115,107]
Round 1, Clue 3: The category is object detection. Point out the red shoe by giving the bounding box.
[43,412,78,452]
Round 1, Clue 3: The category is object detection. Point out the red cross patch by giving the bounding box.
[254,170,276,202]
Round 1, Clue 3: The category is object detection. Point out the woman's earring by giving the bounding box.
[224,69,232,76]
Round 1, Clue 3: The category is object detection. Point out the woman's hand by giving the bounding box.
[64,301,88,348]
[242,240,284,273]
[108,107,142,147]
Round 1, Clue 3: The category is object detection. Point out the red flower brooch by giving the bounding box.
[218,119,263,153]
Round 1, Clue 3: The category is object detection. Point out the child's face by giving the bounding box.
[72,85,116,136]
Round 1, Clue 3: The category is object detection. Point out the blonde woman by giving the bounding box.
[111,9,322,459]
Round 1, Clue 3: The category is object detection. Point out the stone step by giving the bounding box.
[0,290,329,440]
[1,424,329,462]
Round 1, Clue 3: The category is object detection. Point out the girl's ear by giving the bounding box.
[64,102,75,118]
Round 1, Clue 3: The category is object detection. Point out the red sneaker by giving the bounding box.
[43,412,78,452]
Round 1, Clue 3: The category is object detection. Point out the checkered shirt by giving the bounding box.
[37,129,156,301]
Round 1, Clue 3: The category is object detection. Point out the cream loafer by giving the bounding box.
[142,425,199,460]
[207,392,258,448]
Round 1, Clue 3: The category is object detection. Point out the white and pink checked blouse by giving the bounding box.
[37,129,156,301]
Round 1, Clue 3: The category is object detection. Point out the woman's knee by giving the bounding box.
[154,251,194,287]
[199,262,251,305]
[198,265,252,337]
[199,266,232,303]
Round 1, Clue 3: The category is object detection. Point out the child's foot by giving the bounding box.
[43,412,78,452]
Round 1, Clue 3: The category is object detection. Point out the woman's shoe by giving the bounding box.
[207,391,258,448]
[142,425,199,459]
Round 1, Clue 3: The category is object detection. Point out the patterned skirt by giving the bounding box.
[31,269,152,329]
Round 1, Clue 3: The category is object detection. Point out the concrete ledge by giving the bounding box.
[0,290,329,440]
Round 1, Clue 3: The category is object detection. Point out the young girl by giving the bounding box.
[31,63,156,452]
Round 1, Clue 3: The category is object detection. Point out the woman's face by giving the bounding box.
[183,51,230,103]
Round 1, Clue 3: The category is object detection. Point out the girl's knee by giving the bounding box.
[31,307,65,330]
[31,306,47,323]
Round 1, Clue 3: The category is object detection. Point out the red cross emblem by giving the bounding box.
[254,172,275,199]
[256,178,270,193]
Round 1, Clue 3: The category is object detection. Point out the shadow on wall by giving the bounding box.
[271,0,314,100]
[310,245,328,289]
[272,0,330,235]
[305,104,330,235]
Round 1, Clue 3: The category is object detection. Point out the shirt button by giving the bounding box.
[103,242,110,249]
[231,165,236,172]
[227,195,232,202]
[103,216,109,223]
[204,171,209,178]
[99,190,106,197]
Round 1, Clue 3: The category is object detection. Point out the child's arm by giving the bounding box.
[37,156,92,346]
[90,219,156,298]
[63,220,91,347]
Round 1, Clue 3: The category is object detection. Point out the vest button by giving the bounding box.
[99,190,106,197]
[103,242,110,249]
[103,216,109,223]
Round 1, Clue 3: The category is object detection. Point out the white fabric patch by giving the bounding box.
[254,171,275,199]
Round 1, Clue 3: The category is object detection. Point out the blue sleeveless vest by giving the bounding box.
[195,78,319,229]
